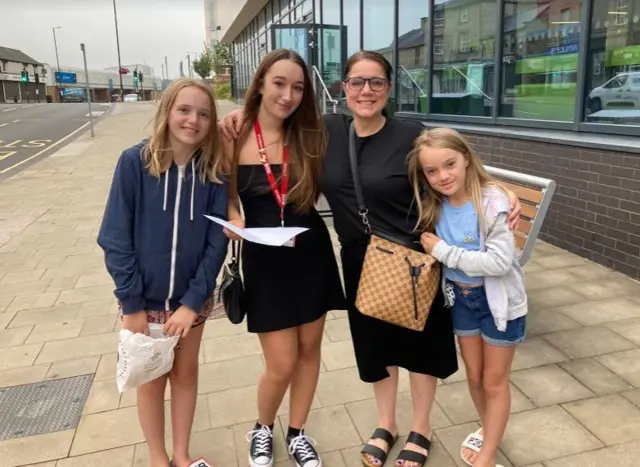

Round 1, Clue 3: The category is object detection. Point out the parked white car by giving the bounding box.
[123,94,139,102]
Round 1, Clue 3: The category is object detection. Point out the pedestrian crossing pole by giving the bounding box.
[80,43,95,137]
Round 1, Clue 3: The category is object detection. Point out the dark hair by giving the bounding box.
[343,50,393,81]
[343,51,393,116]
[237,48,325,213]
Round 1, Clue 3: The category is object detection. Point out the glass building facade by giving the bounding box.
[229,0,640,136]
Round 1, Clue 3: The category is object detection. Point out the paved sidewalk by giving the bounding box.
[1,103,640,467]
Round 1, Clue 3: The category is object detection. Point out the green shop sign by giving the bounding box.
[516,53,578,74]
[608,45,640,67]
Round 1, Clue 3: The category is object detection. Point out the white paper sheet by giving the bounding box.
[205,215,309,247]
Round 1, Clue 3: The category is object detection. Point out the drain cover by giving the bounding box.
[0,374,93,440]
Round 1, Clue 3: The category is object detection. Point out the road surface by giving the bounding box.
[0,103,111,180]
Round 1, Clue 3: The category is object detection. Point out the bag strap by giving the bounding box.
[348,121,371,235]
[229,138,243,264]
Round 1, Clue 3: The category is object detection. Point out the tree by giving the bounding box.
[192,48,214,80]
[211,42,232,75]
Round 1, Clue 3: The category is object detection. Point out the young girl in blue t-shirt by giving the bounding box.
[408,127,528,467]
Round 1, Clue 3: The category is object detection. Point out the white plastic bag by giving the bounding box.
[116,323,180,393]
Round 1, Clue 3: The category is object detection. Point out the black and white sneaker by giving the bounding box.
[246,424,274,467]
[287,431,322,467]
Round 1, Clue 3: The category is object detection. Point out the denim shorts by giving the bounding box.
[449,282,526,347]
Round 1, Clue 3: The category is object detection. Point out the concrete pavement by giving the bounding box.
[0,103,111,180]
[1,102,640,466]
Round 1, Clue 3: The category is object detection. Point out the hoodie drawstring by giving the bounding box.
[163,168,169,212]
[162,160,196,221]
[190,158,195,221]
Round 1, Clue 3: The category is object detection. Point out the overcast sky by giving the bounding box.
[0,0,206,78]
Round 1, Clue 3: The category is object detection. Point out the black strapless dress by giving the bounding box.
[237,164,346,333]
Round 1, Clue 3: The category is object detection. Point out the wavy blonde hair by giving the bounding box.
[408,127,503,233]
[142,78,223,183]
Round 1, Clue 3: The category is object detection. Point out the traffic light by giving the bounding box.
[139,71,143,83]
[20,70,28,83]
[34,73,39,85]
[133,69,138,82]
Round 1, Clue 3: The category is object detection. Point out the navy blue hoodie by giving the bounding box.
[97,141,229,315]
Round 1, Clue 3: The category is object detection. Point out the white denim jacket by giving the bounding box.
[431,186,528,331]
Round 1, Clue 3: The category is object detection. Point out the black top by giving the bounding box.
[321,114,425,245]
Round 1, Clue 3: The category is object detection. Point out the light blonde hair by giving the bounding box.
[142,78,223,184]
[407,127,503,233]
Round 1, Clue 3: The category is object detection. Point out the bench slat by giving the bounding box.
[500,181,544,204]
[520,203,538,219]
[518,218,532,235]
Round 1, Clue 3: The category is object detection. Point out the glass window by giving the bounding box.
[397,1,429,113]
[266,2,273,28]
[259,8,266,34]
[344,0,361,56]
[583,0,640,126]
[500,0,581,121]
[322,0,340,25]
[433,0,496,116]
[273,0,281,22]
[363,0,395,54]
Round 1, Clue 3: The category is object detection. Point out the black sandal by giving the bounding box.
[395,431,431,467]
[361,428,399,467]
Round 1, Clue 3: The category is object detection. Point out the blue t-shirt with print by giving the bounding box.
[435,199,483,284]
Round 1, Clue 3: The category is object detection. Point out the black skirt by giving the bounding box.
[242,212,346,334]
[340,242,458,383]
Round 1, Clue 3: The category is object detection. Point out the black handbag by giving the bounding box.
[217,240,246,324]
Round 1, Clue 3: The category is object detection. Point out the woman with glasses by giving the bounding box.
[219,50,521,467]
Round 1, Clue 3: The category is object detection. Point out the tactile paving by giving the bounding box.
[0,374,93,440]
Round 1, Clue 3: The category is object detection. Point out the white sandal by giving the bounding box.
[459,429,504,467]
[460,429,483,466]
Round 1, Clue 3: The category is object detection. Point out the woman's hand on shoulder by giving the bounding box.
[223,218,245,241]
[218,109,245,140]
[504,189,522,230]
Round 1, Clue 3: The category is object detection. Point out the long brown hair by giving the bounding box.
[143,78,223,183]
[234,48,325,212]
[407,127,502,233]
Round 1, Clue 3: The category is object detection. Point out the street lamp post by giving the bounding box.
[112,0,125,98]
[52,26,61,102]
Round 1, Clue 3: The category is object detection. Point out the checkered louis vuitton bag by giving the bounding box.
[348,122,440,332]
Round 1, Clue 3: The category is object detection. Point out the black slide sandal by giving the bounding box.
[395,431,432,467]
[361,428,399,467]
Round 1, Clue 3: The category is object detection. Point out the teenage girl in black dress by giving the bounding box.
[220,49,345,467]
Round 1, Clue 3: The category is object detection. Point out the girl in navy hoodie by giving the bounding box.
[98,78,229,467]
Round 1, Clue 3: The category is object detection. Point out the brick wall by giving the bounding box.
[464,134,640,280]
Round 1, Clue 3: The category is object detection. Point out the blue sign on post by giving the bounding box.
[55,71,77,84]
[108,78,113,93]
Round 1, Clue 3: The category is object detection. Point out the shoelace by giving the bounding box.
[288,433,318,463]
[246,425,273,457]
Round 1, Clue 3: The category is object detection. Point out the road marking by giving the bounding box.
[0,151,17,161]
[86,111,105,117]
[0,122,90,174]
[13,120,20,123]
[0,123,7,128]
[1,108,16,112]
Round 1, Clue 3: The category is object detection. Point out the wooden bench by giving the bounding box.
[485,165,556,266]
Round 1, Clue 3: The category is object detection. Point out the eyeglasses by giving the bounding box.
[343,77,389,92]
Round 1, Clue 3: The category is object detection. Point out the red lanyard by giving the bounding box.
[253,120,289,227]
